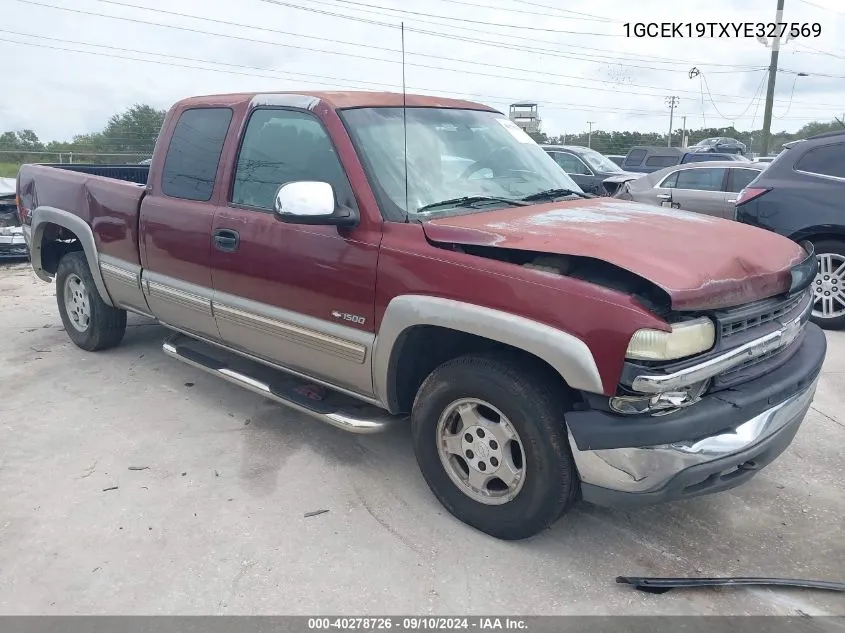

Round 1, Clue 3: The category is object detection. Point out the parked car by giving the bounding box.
[614,161,766,219]
[691,136,747,155]
[17,90,825,540]
[540,144,638,195]
[0,177,28,259]
[620,146,684,174]
[606,154,625,167]
[753,155,778,163]
[681,152,751,164]
[735,130,845,329]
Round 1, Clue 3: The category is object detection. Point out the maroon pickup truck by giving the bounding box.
[16,91,825,540]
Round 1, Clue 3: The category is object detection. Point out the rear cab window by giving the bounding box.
[625,149,646,166]
[646,155,679,169]
[161,108,233,201]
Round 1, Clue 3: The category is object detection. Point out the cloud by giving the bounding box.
[2,0,843,141]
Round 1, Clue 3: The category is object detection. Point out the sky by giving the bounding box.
[1,0,844,143]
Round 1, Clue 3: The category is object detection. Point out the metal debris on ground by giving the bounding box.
[102,486,119,492]
[304,509,330,518]
[616,576,845,594]
[128,466,149,471]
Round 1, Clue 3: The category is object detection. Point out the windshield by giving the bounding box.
[579,148,624,173]
[340,107,583,220]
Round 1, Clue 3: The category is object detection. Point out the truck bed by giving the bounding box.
[17,163,148,266]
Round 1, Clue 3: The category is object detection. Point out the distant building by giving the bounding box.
[509,102,541,134]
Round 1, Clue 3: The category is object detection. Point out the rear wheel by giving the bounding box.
[411,353,578,540]
[56,251,127,350]
[811,239,845,330]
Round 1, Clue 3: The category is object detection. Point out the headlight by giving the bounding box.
[626,317,715,361]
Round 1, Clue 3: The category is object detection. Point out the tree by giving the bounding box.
[0,129,45,164]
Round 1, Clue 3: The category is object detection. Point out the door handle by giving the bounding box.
[656,193,672,200]
[212,228,239,252]
[727,198,737,204]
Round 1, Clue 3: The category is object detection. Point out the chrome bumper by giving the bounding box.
[573,377,817,499]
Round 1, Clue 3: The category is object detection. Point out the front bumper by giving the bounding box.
[570,322,826,508]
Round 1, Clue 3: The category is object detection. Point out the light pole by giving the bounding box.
[759,0,791,156]
[681,115,688,147]
[587,121,595,148]
[665,96,679,147]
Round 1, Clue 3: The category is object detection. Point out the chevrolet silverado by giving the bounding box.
[16,91,825,540]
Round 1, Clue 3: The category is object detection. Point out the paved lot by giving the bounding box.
[0,261,843,616]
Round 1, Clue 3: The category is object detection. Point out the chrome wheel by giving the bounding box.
[813,253,845,320]
[436,398,526,505]
[64,273,91,332]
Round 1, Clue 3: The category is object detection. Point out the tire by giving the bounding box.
[55,251,127,351]
[411,353,578,540]
[810,239,845,330]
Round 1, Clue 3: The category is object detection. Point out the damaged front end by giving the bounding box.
[0,187,28,260]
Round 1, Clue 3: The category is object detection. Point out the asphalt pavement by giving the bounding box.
[1,261,843,615]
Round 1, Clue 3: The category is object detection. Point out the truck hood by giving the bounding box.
[422,198,807,311]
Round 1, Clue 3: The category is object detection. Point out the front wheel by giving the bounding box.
[411,353,578,540]
[56,251,127,351]
[811,240,845,330]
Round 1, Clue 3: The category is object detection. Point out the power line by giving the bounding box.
[19,0,836,111]
[91,0,760,71]
[92,0,761,78]
[0,29,832,120]
[88,0,758,78]
[415,0,617,23]
[257,0,619,36]
[1,34,829,125]
[795,0,845,15]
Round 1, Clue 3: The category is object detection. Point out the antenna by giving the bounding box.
[401,21,409,222]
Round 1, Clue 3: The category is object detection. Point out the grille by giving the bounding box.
[720,292,807,339]
[720,347,783,378]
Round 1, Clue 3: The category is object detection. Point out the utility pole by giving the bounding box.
[665,96,679,146]
[681,115,688,147]
[761,0,786,156]
[587,121,595,148]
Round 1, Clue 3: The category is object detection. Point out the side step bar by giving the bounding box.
[162,334,401,434]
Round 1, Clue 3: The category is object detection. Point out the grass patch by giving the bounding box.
[0,163,20,178]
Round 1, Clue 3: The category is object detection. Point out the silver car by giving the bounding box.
[614,161,766,219]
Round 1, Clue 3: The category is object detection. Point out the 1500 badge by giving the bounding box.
[331,310,366,325]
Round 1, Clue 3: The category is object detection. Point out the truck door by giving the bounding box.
[209,106,380,398]
[139,105,233,341]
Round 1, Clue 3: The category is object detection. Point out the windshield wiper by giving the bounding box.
[416,195,527,214]
[520,188,595,202]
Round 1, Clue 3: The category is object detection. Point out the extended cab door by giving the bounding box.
[139,105,233,340]
[208,105,380,398]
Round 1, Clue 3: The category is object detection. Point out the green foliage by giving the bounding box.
[532,120,845,156]
[1,104,166,168]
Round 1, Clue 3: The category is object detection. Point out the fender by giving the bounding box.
[372,295,604,410]
[30,206,115,307]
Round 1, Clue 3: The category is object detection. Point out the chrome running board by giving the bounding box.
[162,333,401,434]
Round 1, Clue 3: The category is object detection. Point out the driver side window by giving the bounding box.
[231,108,354,211]
[552,152,591,175]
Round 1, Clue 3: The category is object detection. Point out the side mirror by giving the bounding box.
[273,181,358,227]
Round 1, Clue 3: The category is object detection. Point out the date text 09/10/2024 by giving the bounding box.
[308,617,528,630]
[624,22,821,38]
